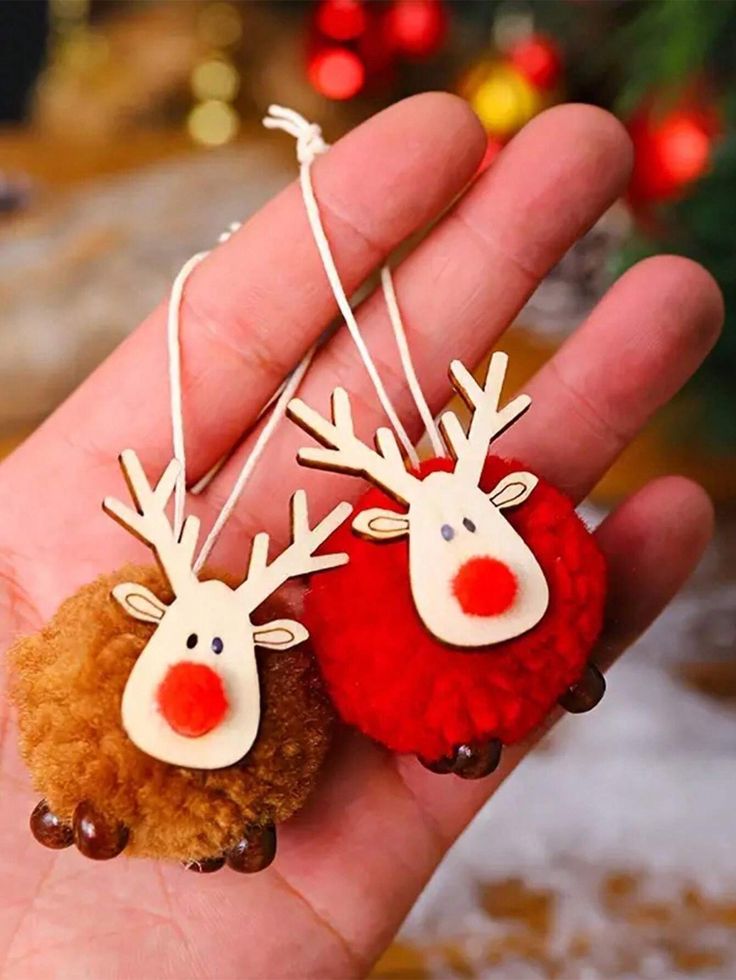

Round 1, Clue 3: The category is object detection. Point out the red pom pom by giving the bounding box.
[156,662,229,738]
[452,556,517,617]
[305,456,606,760]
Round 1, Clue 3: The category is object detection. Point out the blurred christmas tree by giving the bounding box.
[26,0,736,446]
[606,0,736,446]
[302,0,736,448]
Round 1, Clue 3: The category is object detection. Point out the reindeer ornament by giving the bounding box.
[10,221,352,870]
[107,450,350,771]
[263,105,608,778]
[289,353,607,776]
[294,356,550,649]
[11,449,350,868]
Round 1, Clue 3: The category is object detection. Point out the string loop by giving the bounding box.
[380,265,445,458]
[263,105,328,165]
[264,105,445,467]
[165,227,313,570]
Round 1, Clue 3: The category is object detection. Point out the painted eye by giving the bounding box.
[186,633,198,649]
[441,524,455,542]
[463,517,476,533]
[211,637,224,655]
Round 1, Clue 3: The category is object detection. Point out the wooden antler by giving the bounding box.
[238,491,352,610]
[439,352,531,487]
[288,387,419,504]
[103,449,200,595]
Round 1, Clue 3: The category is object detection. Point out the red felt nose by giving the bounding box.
[452,556,518,617]
[157,661,229,737]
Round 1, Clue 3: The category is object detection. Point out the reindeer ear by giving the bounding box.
[253,619,309,650]
[489,472,538,510]
[353,508,410,541]
[111,583,168,623]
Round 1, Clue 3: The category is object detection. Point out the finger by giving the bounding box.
[33,93,486,481]
[593,476,715,669]
[313,103,635,420]
[210,104,634,537]
[233,253,720,553]
[499,255,724,497]
[273,476,714,969]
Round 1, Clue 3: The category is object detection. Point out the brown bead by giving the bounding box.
[418,753,457,775]
[30,800,73,849]
[419,739,503,780]
[559,663,606,714]
[226,823,277,874]
[183,856,225,874]
[455,740,503,780]
[72,801,129,860]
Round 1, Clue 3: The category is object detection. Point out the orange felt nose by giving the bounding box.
[452,556,518,617]
[157,661,229,738]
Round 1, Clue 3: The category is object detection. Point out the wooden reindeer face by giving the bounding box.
[353,470,549,647]
[104,451,350,769]
[288,353,550,649]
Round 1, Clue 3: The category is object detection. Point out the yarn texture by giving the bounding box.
[304,456,606,761]
[10,564,334,862]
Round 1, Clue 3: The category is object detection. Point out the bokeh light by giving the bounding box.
[308,47,366,100]
[386,0,447,58]
[187,99,239,146]
[191,59,240,102]
[315,0,368,42]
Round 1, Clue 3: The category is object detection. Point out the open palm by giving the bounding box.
[0,94,723,978]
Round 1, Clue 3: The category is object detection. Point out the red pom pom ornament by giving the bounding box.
[287,348,608,770]
[304,455,606,761]
[266,110,608,778]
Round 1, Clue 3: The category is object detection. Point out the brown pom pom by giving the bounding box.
[9,565,334,863]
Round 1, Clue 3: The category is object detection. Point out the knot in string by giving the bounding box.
[167,220,315,570]
[263,105,328,166]
[263,105,444,467]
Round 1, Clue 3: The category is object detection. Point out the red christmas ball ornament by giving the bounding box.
[384,0,447,59]
[628,104,718,203]
[307,46,366,100]
[304,456,606,762]
[315,0,368,42]
[507,34,563,92]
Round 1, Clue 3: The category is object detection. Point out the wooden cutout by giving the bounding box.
[112,584,168,623]
[104,451,351,769]
[253,620,309,649]
[286,389,418,503]
[352,509,410,541]
[489,472,538,509]
[287,352,550,648]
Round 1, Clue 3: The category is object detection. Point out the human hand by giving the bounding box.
[0,93,723,978]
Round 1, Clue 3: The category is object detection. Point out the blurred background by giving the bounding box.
[0,1,735,977]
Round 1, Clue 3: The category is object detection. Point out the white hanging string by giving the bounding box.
[189,366,297,496]
[193,345,315,572]
[379,264,445,458]
[165,221,313,570]
[263,104,422,470]
[168,250,208,536]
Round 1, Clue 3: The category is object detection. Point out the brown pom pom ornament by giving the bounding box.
[7,207,353,871]
[9,447,352,872]
[11,565,335,868]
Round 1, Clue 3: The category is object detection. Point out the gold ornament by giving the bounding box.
[467,62,542,138]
